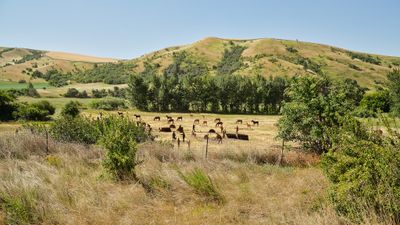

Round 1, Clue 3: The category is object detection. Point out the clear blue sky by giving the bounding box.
[0,0,399,59]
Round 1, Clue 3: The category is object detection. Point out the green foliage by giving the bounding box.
[63,88,89,98]
[216,44,246,75]
[0,190,42,225]
[0,90,18,121]
[387,69,400,116]
[90,98,127,110]
[27,82,40,98]
[355,90,391,117]
[286,46,298,53]
[61,101,81,118]
[14,49,43,64]
[346,51,381,65]
[50,116,100,144]
[32,69,70,87]
[14,100,55,121]
[74,62,136,84]
[277,75,364,153]
[99,116,149,180]
[321,116,400,222]
[178,168,224,203]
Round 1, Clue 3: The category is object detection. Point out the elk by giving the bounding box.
[153,116,160,121]
[194,119,200,124]
[251,120,259,126]
[134,114,141,119]
[177,116,183,121]
[168,118,175,124]
[159,127,172,132]
[208,129,216,133]
[177,125,184,133]
[216,133,222,144]
[202,121,208,126]
[166,115,172,120]
[235,119,243,124]
[214,118,221,123]
[215,121,223,127]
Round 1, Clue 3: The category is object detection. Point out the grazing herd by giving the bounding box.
[111,112,260,147]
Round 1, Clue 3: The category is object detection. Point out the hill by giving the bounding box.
[0,47,118,83]
[130,37,400,88]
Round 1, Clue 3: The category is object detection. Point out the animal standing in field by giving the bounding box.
[236,119,243,124]
[168,118,174,124]
[208,129,216,133]
[166,115,172,120]
[134,114,141,120]
[215,121,223,127]
[177,125,184,133]
[247,123,252,129]
[214,118,221,123]
[202,121,208,126]
[237,133,249,141]
[172,131,177,140]
[194,119,199,124]
[251,120,259,126]
[182,132,186,142]
[216,133,222,144]
[153,116,160,121]
[191,130,196,137]
[177,116,183,121]
[169,124,176,129]
[117,112,124,116]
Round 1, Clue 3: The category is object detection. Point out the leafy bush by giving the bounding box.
[90,98,127,110]
[346,51,381,65]
[63,88,89,98]
[286,46,298,53]
[355,90,391,117]
[14,100,55,121]
[321,117,400,222]
[74,63,136,84]
[50,116,100,144]
[14,49,43,64]
[61,101,81,118]
[178,168,224,203]
[387,69,400,116]
[0,90,18,121]
[27,82,40,98]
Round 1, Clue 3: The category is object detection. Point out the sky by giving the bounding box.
[0,0,399,59]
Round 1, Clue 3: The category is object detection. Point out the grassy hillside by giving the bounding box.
[131,37,400,88]
[0,47,117,83]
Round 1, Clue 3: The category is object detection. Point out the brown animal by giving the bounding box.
[237,133,249,141]
[208,129,216,133]
[166,115,172,120]
[215,121,223,127]
[251,120,259,126]
[177,116,183,121]
[159,127,172,132]
[226,133,237,139]
[194,119,200,124]
[118,112,123,116]
[172,131,177,140]
[236,119,243,124]
[202,121,208,126]
[214,118,221,123]
[168,118,175,124]
[191,130,196,137]
[134,114,141,119]
[177,125,184,133]
[169,124,176,129]
[216,133,222,144]
[153,116,160,121]
[247,123,252,129]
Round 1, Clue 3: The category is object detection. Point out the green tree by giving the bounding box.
[61,101,81,118]
[277,75,360,153]
[0,90,18,121]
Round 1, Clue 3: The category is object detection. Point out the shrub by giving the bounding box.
[27,82,40,98]
[0,90,18,121]
[99,116,150,180]
[321,117,400,222]
[18,79,26,83]
[61,101,81,118]
[90,98,127,110]
[14,100,55,121]
[63,88,89,98]
[178,168,224,203]
[355,90,391,117]
[50,116,100,144]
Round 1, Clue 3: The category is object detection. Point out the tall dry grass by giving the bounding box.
[0,132,394,225]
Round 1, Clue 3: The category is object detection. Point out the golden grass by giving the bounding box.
[45,51,118,63]
[0,131,392,225]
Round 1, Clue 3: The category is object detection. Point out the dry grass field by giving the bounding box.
[0,110,392,225]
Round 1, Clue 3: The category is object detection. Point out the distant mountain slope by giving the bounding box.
[130,37,400,88]
[0,47,118,83]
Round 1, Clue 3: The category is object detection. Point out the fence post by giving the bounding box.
[205,135,209,159]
